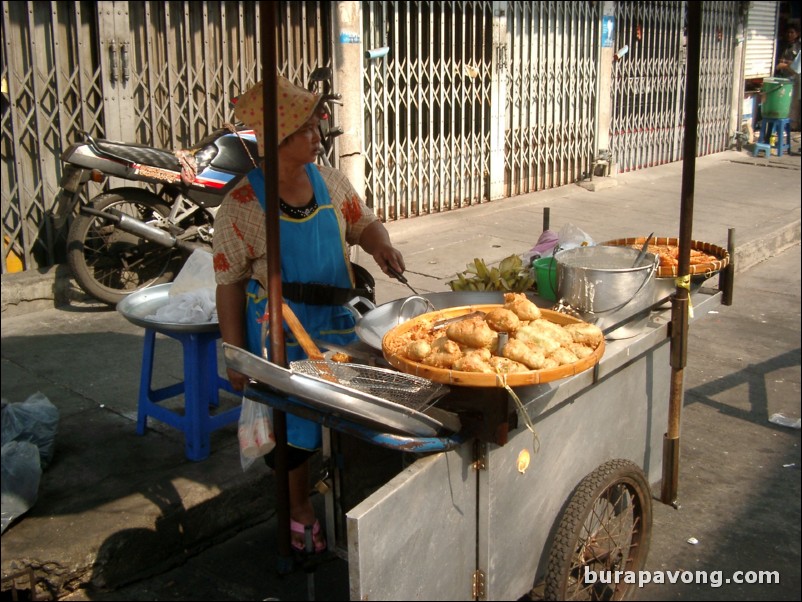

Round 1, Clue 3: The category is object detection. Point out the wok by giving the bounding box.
[348,291,544,351]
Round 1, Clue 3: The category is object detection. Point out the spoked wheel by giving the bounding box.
[544,459,652,601]
[67,189,184,305]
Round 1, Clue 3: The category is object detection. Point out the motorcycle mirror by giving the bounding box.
[309,67,333,83]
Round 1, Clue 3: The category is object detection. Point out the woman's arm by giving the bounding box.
[358,219,406,276]
[216,280,249,392]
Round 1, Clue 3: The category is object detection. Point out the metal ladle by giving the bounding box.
[633,232,655,267]
[387,265,421,296]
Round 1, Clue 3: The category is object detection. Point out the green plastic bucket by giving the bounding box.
[761,77,794,119]
[533,257,557,301]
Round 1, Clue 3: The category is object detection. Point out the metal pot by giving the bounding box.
[555,246,658,339]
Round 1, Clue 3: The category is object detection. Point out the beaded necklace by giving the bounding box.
[280,196,318,219]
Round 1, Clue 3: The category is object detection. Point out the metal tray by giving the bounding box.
[223,344,460,437]
[116,283,220,334]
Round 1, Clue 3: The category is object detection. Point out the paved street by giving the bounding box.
[2,148,800,601]
[57,245,801,602]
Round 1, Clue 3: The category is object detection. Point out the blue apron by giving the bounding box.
[244,164,357,450]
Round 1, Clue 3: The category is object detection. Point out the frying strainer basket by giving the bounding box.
[289,360,449,413]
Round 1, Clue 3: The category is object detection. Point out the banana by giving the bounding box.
[448,254,535,293]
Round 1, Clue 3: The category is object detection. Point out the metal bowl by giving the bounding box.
[116,283,220,334]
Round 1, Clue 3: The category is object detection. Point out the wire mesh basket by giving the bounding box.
[289,360,450,413]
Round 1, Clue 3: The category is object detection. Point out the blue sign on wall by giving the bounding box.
[602,16,615,48]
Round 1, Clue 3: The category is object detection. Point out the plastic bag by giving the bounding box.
[238,397,275,471]
[557,223,595,251]
[169,248,216,297]
[1,441,42,534]
[1,392,59,533]
[769,413,801,429]
[525,230,560,261]
[146,288,217,324]
[1,392,60,468]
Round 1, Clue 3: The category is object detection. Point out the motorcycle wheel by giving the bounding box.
[67,189,184,306]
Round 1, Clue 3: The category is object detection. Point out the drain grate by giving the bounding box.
[0,569,37,601]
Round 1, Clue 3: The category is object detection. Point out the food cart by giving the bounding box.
[230,3,728,599]
[227,280,727,601]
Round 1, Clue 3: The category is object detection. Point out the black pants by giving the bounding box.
[263,445,315,471]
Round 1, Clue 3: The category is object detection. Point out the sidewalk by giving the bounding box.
[1,146,800,600]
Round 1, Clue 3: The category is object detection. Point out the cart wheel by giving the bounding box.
[543,459,652,601]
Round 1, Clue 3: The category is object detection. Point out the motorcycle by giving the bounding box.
[57,67,341,306]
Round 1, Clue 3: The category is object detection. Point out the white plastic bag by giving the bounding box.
[557,223,595,251]
[146,288,217,324]
[238,397,275,471]
[169,248,216,297]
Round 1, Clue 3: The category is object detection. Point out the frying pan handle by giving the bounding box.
[344,296,377,320]
[398,295,436,324]
[282,302,325,360]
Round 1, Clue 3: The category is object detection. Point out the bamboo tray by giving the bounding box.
[601,236,730,279]
[382,304,605,388]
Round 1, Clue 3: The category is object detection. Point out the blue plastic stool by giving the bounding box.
[137,327,239,461]
[752,142,772,158]
[759,118,792,157]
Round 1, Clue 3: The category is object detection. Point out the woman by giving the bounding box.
[775,20,801,130]
[213,75,405,553]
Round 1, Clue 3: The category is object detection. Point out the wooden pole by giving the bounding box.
[259,1,292,570]
[662,0,702,507]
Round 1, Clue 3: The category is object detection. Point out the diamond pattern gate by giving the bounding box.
[362,1,602,219]
[2,1,742,275]
[1,1,332,274]
[505,1,601,195]
[362,1,495,220]
[610,0,741,173]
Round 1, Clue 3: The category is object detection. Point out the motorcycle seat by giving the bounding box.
[94,139,182,172]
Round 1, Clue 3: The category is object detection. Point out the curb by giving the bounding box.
[734,219,801,273]
[3,221,799,319]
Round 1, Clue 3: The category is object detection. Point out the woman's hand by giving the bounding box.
[359,220,406,276]
[370,244,406,276]
[226,367,250,392]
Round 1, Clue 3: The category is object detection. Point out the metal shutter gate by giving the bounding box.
[505,1,600,196]
[362,1,494,220]
[1,1,332,273]
[610,1,740,173]
[743,1,779,79]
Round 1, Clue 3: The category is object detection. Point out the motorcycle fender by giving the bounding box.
[60,164,92,193]
[63,144,135,179]
[52,189,83,229]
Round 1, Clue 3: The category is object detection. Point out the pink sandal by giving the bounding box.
[290,518,326,553]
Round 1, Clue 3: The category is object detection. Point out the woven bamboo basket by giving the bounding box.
[382,304,604,388]
[601,236,730,279]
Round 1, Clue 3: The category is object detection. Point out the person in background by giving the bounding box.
[775,20,801,130]
[213,75,405,554]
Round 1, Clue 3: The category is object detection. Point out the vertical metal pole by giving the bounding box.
[259,0,292,571]
[662,0,702,507]
[721,228,735,306]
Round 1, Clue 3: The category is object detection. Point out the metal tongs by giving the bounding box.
[633,232,655,267]
[432,310,487,331]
